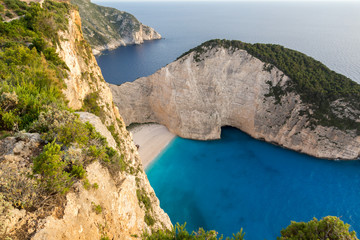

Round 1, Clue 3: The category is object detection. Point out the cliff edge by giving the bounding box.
[71,0,161,55]
[110,39,360,160]
[0,1,170,239]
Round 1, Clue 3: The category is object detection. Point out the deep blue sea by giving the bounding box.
[94,1,360,84]
[93,1,360,239]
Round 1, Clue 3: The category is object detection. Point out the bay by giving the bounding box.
[94,1,360,84]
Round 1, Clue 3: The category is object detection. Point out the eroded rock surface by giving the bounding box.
[111,46,360,160]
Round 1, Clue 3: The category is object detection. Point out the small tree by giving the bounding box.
[33,140,71,194]
[278,216,358,240]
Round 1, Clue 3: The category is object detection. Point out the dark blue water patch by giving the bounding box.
[146,127,360,240]
[96,39,177,85]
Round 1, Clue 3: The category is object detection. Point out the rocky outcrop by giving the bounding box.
[71,0,161,55]
[50,5,171,239]
[1,2,171,239]
[110,45,360,160]
[31,113,171,240]
[0,122,171,240]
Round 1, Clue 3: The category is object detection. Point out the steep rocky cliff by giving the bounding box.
[0,0,171,239]
[110,40,360,160]
[71,0,161,55]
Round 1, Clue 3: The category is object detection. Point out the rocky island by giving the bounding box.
[110,39,360,160]
[71,0,161,55]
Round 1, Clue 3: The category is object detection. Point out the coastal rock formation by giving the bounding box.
[40,4,171,239]
[0,1,171,239]
[32,114,171,240]
[71,0,161,55]
[110,42,360,160]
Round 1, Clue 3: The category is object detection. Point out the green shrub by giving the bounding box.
[3,0,27,11]
[83,178,91,190]
[92,202,102,215]
[81,92,102,117]
[88,145,107,161]
[70,165,86,179]
[278,216,358,240]
[142,223,245,240]
[179,39,360,132]
[56,119,90,147]
[0,111,20,130]
[5,11,13,18]
[31,37,47,52]
[144,213,155,226]
[136,188,151,210]
[0,45,67,131]
[33,140,71,194]
[30,107,75,136]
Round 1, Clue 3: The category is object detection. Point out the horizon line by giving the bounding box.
[93,0,360,2]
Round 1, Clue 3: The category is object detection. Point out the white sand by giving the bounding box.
[130,124,175,169]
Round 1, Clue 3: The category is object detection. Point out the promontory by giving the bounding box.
[110,39,360,160]
[71,0,161,55]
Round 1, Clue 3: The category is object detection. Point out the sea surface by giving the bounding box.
[147,128,360,239]
[93,1,360,239]
[94,1,360,84]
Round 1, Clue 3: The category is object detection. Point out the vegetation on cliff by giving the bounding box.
[1,1,166,239]
[179,39,360,133]
[0,2,131,238]
[279,216,358,240]
[144,217,357,240]
[1,1,359,239]
[0,0,70,131]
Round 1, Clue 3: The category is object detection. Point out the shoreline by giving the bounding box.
[130,123,176,169]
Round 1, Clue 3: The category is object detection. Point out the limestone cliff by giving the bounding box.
[37,4,171,239]
[71,0,161,55]
[110,41,360,160]
[0,1,171,239]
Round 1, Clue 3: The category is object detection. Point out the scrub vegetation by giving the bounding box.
[0,0,128,226]
[144,217,357,240]
[179,39,360,133]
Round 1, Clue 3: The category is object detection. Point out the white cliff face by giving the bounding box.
[0,121,171,240]
[26,7,171,240]
[33,161,171,240]
[110,46,360,160]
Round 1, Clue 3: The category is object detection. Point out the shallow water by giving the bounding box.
[147,127,360,239]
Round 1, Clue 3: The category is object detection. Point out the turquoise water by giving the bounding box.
[146,127,360,239]
[92,2,360,238]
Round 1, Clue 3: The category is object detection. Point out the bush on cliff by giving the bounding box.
[144,217,357,240]
[279,216,358,240]
[33,140,72,194]
[142,223,245,240]
[0,0,127,201]
[179,39,360,133]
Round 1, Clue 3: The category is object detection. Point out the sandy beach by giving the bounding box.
[130,124,175,169]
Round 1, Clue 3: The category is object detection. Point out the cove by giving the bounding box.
[146,127,360,240]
